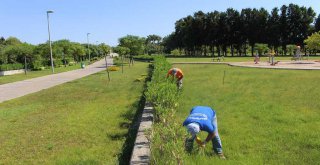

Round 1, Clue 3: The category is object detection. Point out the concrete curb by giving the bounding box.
[130,103,154,165]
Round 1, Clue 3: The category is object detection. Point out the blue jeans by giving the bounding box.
[212,115,223,154]
[185,115,223,154]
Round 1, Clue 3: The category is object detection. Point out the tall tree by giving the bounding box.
[279,5,289,55]
[266,8,281,50]
[205,11,220,56]
[146,34,162,55]
[315,14,320,32]
[118,35,145,55]
[304,31,320,52]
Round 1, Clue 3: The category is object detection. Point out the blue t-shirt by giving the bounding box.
[183,106,216,133]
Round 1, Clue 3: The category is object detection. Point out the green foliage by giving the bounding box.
[118,35,145,55]
[254,44,269,56]
[145,34,163,55]
[30,60,44,70]
[113,46,130,56]
[145,56,185,164]
[0,63,24,71]
[133,55,154,61]
[99,43,111,55]
[304,32,320,52]
[107,66,120,71]
[1,43,34,64]
[286,44,297,56]
[163,4,316,56]
[4,37,22,46]
[170,49,181,56]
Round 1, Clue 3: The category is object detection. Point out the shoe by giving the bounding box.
[218,153,226,160]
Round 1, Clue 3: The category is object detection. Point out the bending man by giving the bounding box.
[183,106,225,159]
[166,68,184,89]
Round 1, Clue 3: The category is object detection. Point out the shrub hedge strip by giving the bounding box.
[0,63,24,71]
[145,56,186,164]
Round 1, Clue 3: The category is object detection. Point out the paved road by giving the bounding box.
[0,57,113,103]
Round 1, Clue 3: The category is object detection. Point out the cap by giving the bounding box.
[186,123,200,136]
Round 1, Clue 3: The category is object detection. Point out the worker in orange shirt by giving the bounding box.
[167,68,184,89]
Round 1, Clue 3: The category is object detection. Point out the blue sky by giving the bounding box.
[1,0,319,46]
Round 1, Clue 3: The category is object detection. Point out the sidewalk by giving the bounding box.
[0,58,113,103]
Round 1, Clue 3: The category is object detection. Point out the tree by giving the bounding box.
[71,43,86,62]
[1,43,34,64]
[304,32,320,52]
[146,34,162,55]
[206,11,220,56]
[113,46,130,73]
[0,37,5,45]
[279,5,289,55]
[315,14,320,32]
[254,43,269,55]
[4,37,22,46]
[118,35,145,55]
[266,8,281,51]
[53,40,75,66]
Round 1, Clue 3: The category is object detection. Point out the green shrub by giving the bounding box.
[145,56,186,164]
[53,60,63,67]
[170,49,181,56]
[0,63,24,71]
[133,55,155,61]
[107,66,120,71]
[31,60,44,70]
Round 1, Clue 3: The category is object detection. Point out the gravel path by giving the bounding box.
[0,57,113,103]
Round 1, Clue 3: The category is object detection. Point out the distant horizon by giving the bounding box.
[1,0,319,46]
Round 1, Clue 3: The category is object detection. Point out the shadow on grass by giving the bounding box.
[116,64,152,165]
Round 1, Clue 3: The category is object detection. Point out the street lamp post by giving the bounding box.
[47,10,54,73]
[87,33,91,62]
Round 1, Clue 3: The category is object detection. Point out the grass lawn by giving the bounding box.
[173,64,320,164]
[0,61,90,85]
[0,62,149,164]
[167,56,320,63]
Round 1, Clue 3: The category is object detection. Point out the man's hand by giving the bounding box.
[200,141,206,148]
[195,136,202,145]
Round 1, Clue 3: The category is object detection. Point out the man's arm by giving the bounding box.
[205,132,215,143]
[201,132,215,146]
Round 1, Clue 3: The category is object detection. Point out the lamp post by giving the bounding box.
[87,33,91,62]
[47,10,54,73]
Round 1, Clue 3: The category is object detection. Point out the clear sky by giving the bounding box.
[1,0,319,46]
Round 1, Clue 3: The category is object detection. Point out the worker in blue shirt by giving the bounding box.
[183,106,225,159]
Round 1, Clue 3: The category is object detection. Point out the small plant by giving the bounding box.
[107,66,120,71]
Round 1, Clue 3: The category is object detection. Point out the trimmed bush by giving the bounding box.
[0,63,24,71]
[145,56,185,164]
[133,55,155,61]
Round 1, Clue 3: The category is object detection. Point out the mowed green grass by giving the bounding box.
[167,56,320,63]
[0,61,89,85]
[0,62,148,164]
[174,64,320,164]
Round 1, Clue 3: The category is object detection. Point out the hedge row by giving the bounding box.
[0,63,24,71]
[133,55,155,61]
[145,56,186,164]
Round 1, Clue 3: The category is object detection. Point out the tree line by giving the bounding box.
[162,4,320,56]
[0,36,110,70]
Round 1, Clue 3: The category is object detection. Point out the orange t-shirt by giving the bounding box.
[167,68,184,80]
